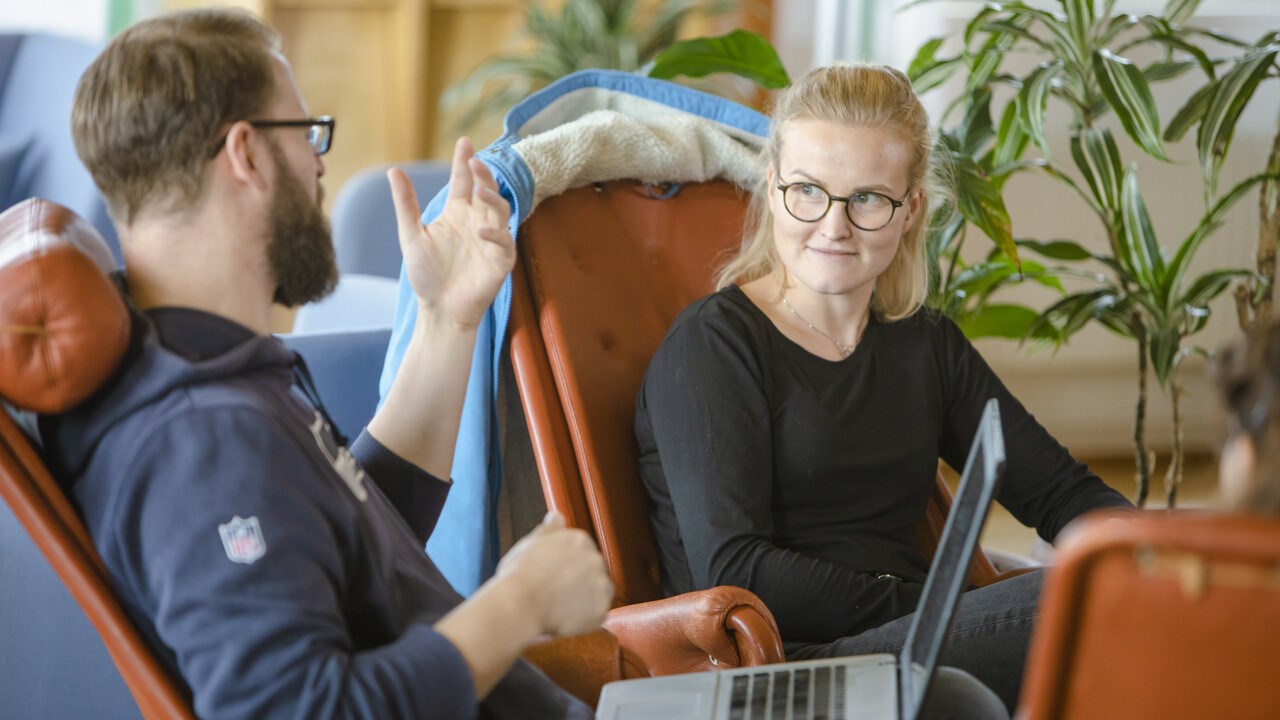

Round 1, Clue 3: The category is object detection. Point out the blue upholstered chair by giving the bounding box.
[0,33,119,264]
[280,328,392,442]
[292,160,449,333]
[330,160,450,279]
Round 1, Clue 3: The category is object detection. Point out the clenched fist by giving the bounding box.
[495,512,614,637]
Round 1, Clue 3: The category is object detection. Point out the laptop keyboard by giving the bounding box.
[728,664,847,719]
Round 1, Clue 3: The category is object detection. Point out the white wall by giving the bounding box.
[0,0,108,42]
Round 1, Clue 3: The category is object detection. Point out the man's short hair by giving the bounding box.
[72,9,281,225]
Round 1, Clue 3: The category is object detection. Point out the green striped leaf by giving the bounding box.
[1164,79,1218,142]
[1164,0,1201,25]
[1149,327,1182,387]
[1181,268,1253,310]
[1164,173,1269,308]
[907,37,946,83]
[1017,61,1062,159]
[1100,12,1139,45]
[1031,288,1124,343]
[965,21,1023,94]
[1139,32,1215,77]
[1063,0,1095,54]
[1118,164,1165,295]
[978,19,1053,53]
[1196,46,1278,199]
[1142,59,1197,83]
[1070,127,1124,214]
[958,88,996,156]
[992,100,1032,170]
[1094,50,1171,161]
[951,153,1017,262]
[1000,3,1082,70]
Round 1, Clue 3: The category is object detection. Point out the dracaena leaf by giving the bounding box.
[1165,78,1218,142]
[1063,0,1095,54]
[1149,327,1182,387]
[992,99,1032,169]
[951,153,1017,262]
[1119,164,1165,295]
[1197,46,1278,200]
[1070,127,1124,214]
[1017,61,1062,159]
[1164,173,1270,308]
[1181,268,1254,309]
[958,88,996,156]
[1094,49,1171,161]
[1143,59,1198,83]
[1164,0,1202,25]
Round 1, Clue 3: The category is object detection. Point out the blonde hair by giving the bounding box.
[716,63,945,321]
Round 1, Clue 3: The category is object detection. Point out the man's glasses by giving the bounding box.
[775,177,909,232]
[209,116,335,158]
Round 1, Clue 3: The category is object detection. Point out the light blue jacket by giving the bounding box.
[379,69,769,594]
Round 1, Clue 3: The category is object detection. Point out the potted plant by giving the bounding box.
[905,0,1278,507]
[442,0,737,135]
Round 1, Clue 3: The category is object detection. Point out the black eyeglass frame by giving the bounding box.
[774,178,910,231]
[209,116,335,158]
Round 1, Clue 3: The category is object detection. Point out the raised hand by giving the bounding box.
[388,137,514,328]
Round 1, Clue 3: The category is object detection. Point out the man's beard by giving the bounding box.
[266,141,338,307]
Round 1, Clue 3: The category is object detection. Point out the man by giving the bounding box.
[46,8,611,718]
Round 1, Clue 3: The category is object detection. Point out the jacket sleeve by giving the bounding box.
[106,406,477,720]
[934,318,1133,543]
[349,429,450,545]
[639,313,922,642]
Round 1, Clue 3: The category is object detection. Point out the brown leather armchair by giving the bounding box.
[507,180,1019,680]
[0,198,728,713]
[0,199,194,719]
[1019,511,1280,719]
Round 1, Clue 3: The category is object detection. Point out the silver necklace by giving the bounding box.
[780,293,864,358]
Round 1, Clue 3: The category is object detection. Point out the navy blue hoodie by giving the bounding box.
[41,301,590,720]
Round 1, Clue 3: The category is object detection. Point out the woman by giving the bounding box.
[1215,319,1280,514]
[634,63,1132,712]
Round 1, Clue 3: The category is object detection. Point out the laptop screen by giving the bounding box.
[898,399,1006,720]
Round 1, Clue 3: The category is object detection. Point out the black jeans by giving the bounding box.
[785,569,1044,715]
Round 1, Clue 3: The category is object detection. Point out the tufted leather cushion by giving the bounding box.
[512,180,750,606]
[0,198,129,413]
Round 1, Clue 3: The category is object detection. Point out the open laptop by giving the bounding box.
[596,398,1007,720]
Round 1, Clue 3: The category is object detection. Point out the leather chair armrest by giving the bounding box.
[602,586,785,677]
[523,629,627,709]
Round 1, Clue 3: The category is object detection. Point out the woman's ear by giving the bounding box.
[1219,433,1258,508]
[901,188,924,235]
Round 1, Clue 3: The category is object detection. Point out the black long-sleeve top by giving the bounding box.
[635,286,1131,643]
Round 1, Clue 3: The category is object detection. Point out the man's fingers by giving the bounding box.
[469,155,500,196]
[446,137,475,201]
[386,167,424,242]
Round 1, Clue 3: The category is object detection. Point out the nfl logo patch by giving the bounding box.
[218,515,266,564]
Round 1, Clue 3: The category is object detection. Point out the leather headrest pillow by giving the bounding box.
[0,198,129,413]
